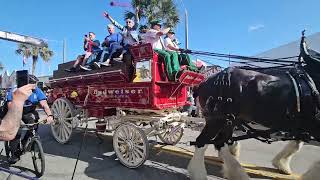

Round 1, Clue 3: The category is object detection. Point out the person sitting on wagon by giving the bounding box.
[139,25,149,40]
[6,75,54,164]
[65,32,101,72]
[92,24,123,68]
[164,31,198,72]
[103,7,140,59]
[142,20,181,81]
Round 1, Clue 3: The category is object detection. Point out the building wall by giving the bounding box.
[232,32,320,67]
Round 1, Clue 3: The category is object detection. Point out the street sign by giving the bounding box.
[0,30,46,47]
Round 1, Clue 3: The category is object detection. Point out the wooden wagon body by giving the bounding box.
[48,43,205,168]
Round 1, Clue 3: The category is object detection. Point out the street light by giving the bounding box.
[185,9,188,49]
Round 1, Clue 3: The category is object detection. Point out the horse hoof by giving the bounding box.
[228,142,240,160]
[272,158,292,175]
[187,164,208,180]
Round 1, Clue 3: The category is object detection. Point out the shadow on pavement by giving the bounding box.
[38,124,227,180]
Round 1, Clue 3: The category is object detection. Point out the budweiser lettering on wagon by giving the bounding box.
[92,87,149,104]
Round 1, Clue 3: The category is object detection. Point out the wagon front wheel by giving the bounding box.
[158,122,184,145]
[50,98,75,144]
[113,123,149,168]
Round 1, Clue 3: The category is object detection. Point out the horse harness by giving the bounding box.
[286,67,320,139]
[192,66,320,148]
[198,68,238,147]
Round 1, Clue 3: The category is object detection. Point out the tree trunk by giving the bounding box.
[32,56,38,75]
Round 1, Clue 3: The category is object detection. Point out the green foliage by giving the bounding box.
[125,0,180,28]
[15,43,54,75]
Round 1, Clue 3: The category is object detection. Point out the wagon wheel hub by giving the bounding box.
[119,144,127,153]
[126,140,135,152]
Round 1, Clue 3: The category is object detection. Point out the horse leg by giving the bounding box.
[299,160,320,180]
[219,144,250,180]
[187,145,209,180]
[228,141,241,160]
[272,140,304,174]
[188,118,225,180]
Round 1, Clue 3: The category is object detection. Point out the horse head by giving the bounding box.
[300,31,320,80]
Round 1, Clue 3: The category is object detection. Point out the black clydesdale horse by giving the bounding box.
[188,32,320,180]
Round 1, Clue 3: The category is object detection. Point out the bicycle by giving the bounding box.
[4,119,47,177]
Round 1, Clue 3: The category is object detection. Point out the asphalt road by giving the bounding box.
[0,113,318,180]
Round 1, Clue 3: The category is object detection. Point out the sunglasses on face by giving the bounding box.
[126,21,132,24]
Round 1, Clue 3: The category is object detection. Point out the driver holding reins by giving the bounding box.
[5,74,54,164]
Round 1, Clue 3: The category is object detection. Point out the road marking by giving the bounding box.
[152,144,300,180]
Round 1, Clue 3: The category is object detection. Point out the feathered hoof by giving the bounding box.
[187,162,208,180]
[272,158,292,175]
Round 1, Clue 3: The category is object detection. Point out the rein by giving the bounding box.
[180,48,298,67]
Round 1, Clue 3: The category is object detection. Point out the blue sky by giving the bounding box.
[0,0,319,76]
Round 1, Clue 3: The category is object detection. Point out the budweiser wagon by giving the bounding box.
[48,43,205,168]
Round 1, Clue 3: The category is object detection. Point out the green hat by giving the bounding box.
[168,30,175,34]
[139,25,148,30]
[150,20,162,27]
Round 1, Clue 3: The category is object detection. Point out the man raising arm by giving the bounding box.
[0,84,35,141]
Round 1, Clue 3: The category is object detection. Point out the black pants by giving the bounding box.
[9,111,39,156]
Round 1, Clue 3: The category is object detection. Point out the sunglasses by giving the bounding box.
[126,21,132,24]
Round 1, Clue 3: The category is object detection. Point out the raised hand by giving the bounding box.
[46,115,54,124]
[103,11,109,18]
[135,6,140,13]
[12,84,36,104]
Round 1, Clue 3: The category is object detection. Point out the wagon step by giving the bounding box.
[177,70,206,86]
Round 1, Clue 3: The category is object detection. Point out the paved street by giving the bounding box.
[0,112,319,180]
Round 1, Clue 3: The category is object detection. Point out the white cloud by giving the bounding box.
[248,24,265,32]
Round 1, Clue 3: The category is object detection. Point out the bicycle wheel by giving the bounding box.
[29,139,45,177]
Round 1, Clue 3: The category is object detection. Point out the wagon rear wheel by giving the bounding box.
[113,123,149,168]
[51,98,75,144]
[158,122,184,145]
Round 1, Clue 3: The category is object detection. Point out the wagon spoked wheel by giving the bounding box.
[158,122,184,145]
[113,123,149,168]
[50,98,75,144]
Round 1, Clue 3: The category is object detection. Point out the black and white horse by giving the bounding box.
[188,32,320,180]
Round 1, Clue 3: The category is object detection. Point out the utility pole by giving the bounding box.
[63,39,66,63]
[185,9,188,49]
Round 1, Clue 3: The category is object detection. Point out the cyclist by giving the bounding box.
[6,75,54,164]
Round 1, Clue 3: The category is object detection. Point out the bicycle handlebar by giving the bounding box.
[20,119,48,127]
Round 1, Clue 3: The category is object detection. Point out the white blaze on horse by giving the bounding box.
[187,32,320,180]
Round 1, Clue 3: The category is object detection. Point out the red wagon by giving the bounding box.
[48,43,205,168]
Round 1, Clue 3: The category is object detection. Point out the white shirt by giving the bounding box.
[141,29,164,50]
[164,37,179,51]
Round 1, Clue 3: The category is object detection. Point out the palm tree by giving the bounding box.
[0,62,4,70]
[16,43,54,75]
[15,43,32,67]
[30,45,54,75]
[124,0,180,28]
